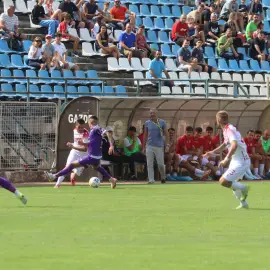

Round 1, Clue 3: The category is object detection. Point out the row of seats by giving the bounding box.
[0,84,128,99]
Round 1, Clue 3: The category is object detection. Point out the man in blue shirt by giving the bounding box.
[119,23,143,62]
[147,50,174,90]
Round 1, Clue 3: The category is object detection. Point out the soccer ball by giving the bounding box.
[89,177,100,188]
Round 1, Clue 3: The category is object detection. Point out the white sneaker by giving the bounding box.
[44,171,56,182]
[254,174,262,179]
[236,201,249,209]
[148,181,155,184]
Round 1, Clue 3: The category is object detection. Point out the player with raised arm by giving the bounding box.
[44,115,117,188]
[204,111,250,209]
[55,119,89,188]
[0,176,27,205]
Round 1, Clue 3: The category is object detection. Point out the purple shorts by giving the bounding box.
[79,155,100,167]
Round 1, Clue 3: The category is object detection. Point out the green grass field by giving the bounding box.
[1,182,270,270]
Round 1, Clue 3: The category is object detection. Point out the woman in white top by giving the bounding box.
[27,36,46,69]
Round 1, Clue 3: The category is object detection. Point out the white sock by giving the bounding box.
[216,170,221,176]
[56,176,65,186]
[233,190,242,200]
[246,168,253,176]
[195,168,204,177]
[259,164,265,175]
[14,190,20,198]
[254,168,258,175]
[231,181,246,191]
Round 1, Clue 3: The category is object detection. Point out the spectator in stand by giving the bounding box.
[52,32,79,70]
[191,40,216,73]
[217,28,243,60]
[247,0,263,21]
[119,23,144,63]
[110,0,136,30]
[261,130,270,155]
[101,2,113,25]
[123,126,147,180]
[58,0,85,29]
[246,14,261,43]
[31,0,59,38]
[252,22,264,38]
[202,3,218,26]
[58,14,80,54]
[187,17,205,46]
[176,39,202,77]
[187,4,205,26]
[238,0,248,24]
[44,0,62,22]
[96,24,120,58]
[250,31,270,62]
[28,36,46,70]
[171,15,189,46]
[83,0,104,29]
[206,13,221,45]
[147,50,174,89]
[42,34,55,68]
[136,25,153,58]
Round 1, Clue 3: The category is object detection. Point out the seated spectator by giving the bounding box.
[58,0,85,29]
[83,0,104,29]
[58,14,80,53]
[0,5,26,50]
[52,32,79,70]
[119,23,144,62]
[217,28,243,60]
[191,40,216,73]
[187,4,205,26]
[42,34,55,68]
[247,0,264,21]
[187,18,205,46]
[176,39,202,77]
[101,2,113,25]
[206,13,221,45]
[28,36,46,70]
[147,50,174,90]
[250,31,270,62]
[202,3,218,26]
[31,0,59,38]
[44,0,62,21]
[136,25,153,58]
[123,126,147,180]
[261,130,270,155]
[238,0,248,24]
[96,24,120,58]
[109,0,136,30]
[246,14,261,43]
[171,15,189,46]
[252,22,264,38]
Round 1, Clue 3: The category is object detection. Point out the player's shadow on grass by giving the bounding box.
[249,208,270,211]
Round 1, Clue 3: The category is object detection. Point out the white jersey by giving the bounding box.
[223,124,249,163]
[73,128,89,154]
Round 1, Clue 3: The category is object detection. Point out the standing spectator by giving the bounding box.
[249,31,270,62]
[136,25,152,58]
[31,0,59,38]
[192,40,216,72]
[217,28,243,60]
[58,14,80,53]
[247,0,263,21]
[246,14,260,43]
[42,34,55,68]
[143,108,169,184]
[52,32,79,70]
[119,23,144,62]
[0,5,26,50]
[83,0,104,29]
[176,39,202,77]
[147,50,174,89]
[187,4,205,26]
[96,24,120,58]
[28,36,46,69]
[58,0,85,29]
[110,0,136,30]
[171,15,189,46]
[206,13,221,45]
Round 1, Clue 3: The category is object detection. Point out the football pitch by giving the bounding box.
[1,182,270,270]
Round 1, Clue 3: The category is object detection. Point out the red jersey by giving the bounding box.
[176,135,194,155]
[202,135,214,152]
[171,20,188,41]
[244,137,255,155]
[110,6,127,21]
[193,136,204,150]
[138,133,144,146]
[59,21,69,39]
[212,134,222,147]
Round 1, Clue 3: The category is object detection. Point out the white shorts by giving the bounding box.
[178,154,198,164]
[223,159,251,182]
[66,149,88,176]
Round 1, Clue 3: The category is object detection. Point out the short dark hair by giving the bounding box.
[247,129,254,134]
[128,126,136,132]
[186,126,193,132]
[90,115,98,121]
[138,24,145,29]
[55,32,62,37]
[255,130,262,135]
[76,118,85,125]
[206,126,213,132]
[168,128,175,132]
[195,127,202,133]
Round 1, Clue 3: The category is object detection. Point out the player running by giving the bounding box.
[204,111,250,209]
[0,176,27,205]
[55,118,89,188]
[44,115,117,188]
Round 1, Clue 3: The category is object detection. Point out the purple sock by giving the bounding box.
[55,164,74,178]
[0,176,16,193]
[96,166,111,179]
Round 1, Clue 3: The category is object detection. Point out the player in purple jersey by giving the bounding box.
[44,115,117,188]
[0,176,27,204]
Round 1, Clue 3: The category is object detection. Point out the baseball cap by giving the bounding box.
[106,126,113,132]
[45,34,52,39]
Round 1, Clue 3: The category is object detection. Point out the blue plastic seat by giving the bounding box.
[149,0,158,4]
[0,83,15,97]
[129,4,140,15]
[147,30,157,42]
[23,55,35,69]
[0,69,13,83]
[239,60,252,72]
[140,5,151,16]
[143,17,155,30]
[86,70,101,84]
[38,70,50,84]
[263,20,270,33]
[165,18,174,30]
[75,70,88,85]
[204,46,215,59]
[67,85,77,98]
[158,31,172,44]
[150,43,159,50]
[169,0,179,4]
[41,85,54,98]
[208,58,217,69]
[229,59,241,72]
[91,85,102,95]
[250,59,263,72]
[262,0,270,8]
[161,6,173,17]
[13,69,27,84]
[63,69,77,85]
[154,18,165,30]
[151,5,162,17]
[159,0,169,5]
[51,70,65,84]
[267,9,270,20]
[0,54,14,68]
[11,54,27,69]
[53,85,65,99]
[136,16,142,26]
[23,40,32,52]
[237,47,250,60]
[0,40,16,54]
[29,84,40,98]
[182,6,192,14]
[161,44,174,57]
[115,85,128,96]
[172,44,181,55]
[172,6,181,17]
[218,19,226,26]
[104,86,115,95]
[261,60,270,73]
[15,84,27,98]
[78,86,90,96]
[218,58,231,72]
[26,69,38,84]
